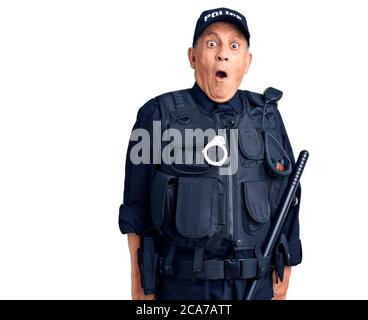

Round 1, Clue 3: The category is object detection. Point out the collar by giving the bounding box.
[190,82,243,114]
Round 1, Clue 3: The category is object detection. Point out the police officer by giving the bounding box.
[119,7,302,300]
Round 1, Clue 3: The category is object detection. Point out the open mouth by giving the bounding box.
[215,70,228,79]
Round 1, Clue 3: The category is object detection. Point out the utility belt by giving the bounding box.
[157,255,272,280]
[137,237,290,294]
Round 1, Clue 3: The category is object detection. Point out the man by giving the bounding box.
[119,7,302,300]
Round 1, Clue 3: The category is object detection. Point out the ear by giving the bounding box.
[243,51,253,75]
[188,47,196,69]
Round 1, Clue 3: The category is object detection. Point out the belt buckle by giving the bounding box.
[224,259,241,279]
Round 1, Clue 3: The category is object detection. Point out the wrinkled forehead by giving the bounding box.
[201,22,246,40]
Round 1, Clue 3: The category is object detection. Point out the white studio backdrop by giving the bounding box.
[0,0,367,300]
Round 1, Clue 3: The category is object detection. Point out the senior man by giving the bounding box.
[119,7,302,300]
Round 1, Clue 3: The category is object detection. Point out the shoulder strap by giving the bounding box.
[172,90,185,116]
[156,89,198,128]
[156,91,174,131]
[263,87,287,134]
[172,89,199,124]
[241,87,283,107]
[239,89,277,130]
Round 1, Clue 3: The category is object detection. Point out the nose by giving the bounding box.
[216,49,229,62]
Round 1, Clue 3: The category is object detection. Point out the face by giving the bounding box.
[188,22,252,103]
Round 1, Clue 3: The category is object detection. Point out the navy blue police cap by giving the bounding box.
[192,7,250,47]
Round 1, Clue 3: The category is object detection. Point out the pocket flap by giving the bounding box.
[238,127,264,160]
[151,171,176,228]
[243,181,270,223]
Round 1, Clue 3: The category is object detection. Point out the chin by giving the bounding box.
[213,86,236,100]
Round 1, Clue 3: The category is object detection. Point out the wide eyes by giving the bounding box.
[207,40,217,48]
[231,42,240,49]
[206,40,240,49]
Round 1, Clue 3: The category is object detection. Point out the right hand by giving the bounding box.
[128,233,156,300]
[131,271,156,300]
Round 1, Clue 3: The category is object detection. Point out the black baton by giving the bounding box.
[245,150,309,300]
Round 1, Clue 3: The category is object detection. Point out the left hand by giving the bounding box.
[272,266,291,300]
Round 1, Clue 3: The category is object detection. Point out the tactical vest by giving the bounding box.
[148,88,290,281]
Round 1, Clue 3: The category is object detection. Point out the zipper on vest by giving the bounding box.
[227,129,234,241]
[227,171,234,240]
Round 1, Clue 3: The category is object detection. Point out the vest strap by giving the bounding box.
[172,91,191,123]
[163,242,177,276]
[192,247,205,281]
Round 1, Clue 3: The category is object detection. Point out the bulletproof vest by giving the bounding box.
[150,88,289,253]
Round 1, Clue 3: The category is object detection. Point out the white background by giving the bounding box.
[0,0,367,300]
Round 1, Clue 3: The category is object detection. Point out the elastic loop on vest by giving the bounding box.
[164,242,177,277]
[192,247,205,281]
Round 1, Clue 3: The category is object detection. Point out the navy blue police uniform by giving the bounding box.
[119,8,302,300]
[119,83,302,300]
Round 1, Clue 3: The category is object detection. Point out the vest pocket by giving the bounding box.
[175,176,216,239]
[151,171,177,229]
[238,127,264,167]
[242,181,271,233]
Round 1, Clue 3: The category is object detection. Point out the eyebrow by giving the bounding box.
[204,32,219,38]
